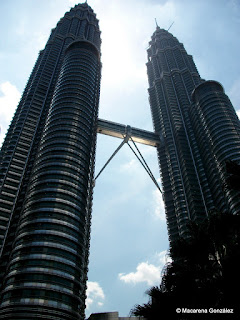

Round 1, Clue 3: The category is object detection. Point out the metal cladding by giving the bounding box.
[0,3,101,320]
[191,81,240,214]
[1,3,240,318]
[147,27,240,246]
[97,119,161,147]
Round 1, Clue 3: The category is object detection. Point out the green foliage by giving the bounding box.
[225,160,240,190]
[131,213,240,319]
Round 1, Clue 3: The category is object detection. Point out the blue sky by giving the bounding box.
[0,0,240,317]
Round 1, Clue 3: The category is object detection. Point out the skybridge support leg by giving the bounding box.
[95,121,162,192]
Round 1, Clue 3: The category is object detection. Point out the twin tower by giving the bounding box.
[0,3,240,319]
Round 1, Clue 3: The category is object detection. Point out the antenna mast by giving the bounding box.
[167,21,174,31]
[155,18,159,28]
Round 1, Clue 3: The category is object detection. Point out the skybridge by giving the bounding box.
[96,118,163,192]
[97,118,162,147]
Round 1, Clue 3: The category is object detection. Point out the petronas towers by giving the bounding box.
[0,3,239,319]
[0,3,101,319]
[147,27,240,244]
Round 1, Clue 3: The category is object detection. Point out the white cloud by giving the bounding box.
[68,0,82,4]
[155,250,172,266]
[152,188,165,221]
[237,110,240,120]
[68,0,102,6]
[119,262,161,286]
[33,31,49,50]
[0,82,21,147]
[229,77,240,110]
[86,281,105,310]
[120,158,138,172]
[119,250,170,286]
[119,157,148,191]
[97,0,176,91]
[16,19,27,36]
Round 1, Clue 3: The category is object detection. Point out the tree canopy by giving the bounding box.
[131,212,240,319]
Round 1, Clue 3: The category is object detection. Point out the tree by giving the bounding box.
[225,160,240,190]
[131,213,240,319]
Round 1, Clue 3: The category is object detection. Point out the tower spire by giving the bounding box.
[167,21,174,31]
[155,18,159,28]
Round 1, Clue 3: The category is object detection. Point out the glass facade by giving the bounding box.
[0,3,101,320]
[191,81,240,214]
[147,27,240,246]
[1,5,240,319]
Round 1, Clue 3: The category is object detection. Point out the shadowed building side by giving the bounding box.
[191,81,240,214]
[146,27,208,244]
[147,27,240,248]
[0,3,101,320]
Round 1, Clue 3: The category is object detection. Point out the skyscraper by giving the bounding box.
[1,3,240,319]
[0,3,101,319]
[147,27,240,245]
